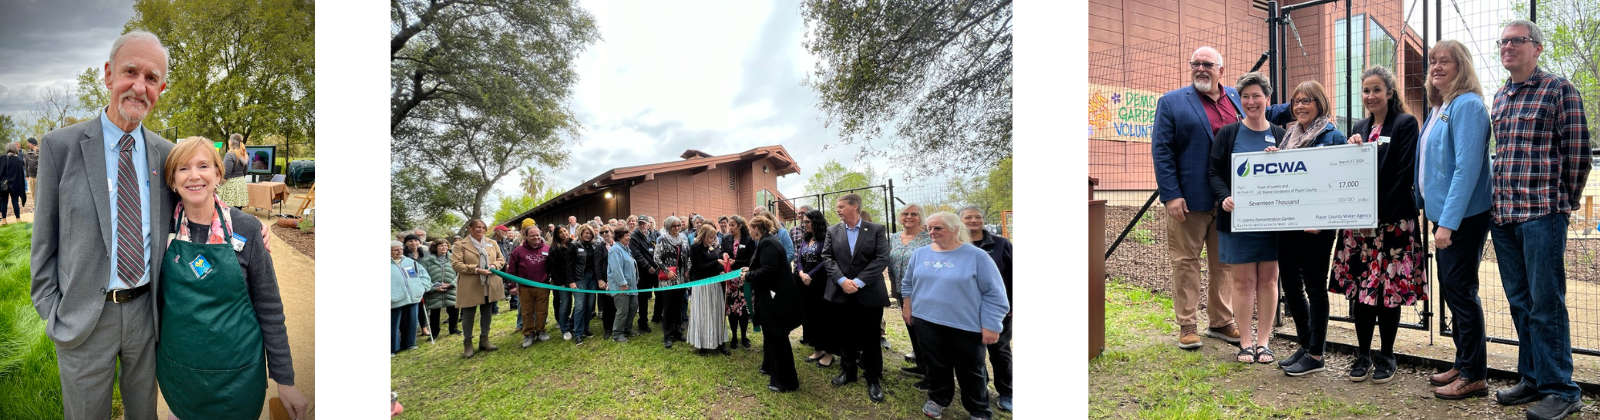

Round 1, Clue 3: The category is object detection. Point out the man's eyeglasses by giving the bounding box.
[1189,61,1217,70]
[1495,36,1539,48]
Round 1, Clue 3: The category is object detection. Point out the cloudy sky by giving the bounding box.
[495,0,911,209]
[0,0,132,124]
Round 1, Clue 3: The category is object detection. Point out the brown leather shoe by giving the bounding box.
[1206,324,1242,344]
[1177,325,1202,350]
[1429,368,1460,386]
[1434,378,1489,400]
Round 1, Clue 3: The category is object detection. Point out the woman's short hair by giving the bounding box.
[695,224,719,247]
[1425,40,1483,107]
[1361,66,1410,116]
[391,240,403,248]
[1234,72,1273,99]
[163,137,224,189]
[663,216,682,230]
[1290,80,1332,119]
[578,224,597,241]
[748,215,777,236]
[429,239,450,255]
[611,228,629,241]
[924,211,971,243]
[467,219,487,229]
[5,142,18,155]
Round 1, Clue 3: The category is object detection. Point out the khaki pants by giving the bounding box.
[519,285,551,336]
[1167,209,1234,329]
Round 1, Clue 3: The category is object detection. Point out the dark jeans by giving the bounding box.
[986,315,1013,397]
[428,306,459,336]
[391,304,418,353]
[1436,210,1491,381]
[914,318,991,418]
[637,290,653,329]
[839,302,885,382]
[572,277,597,337]
[553,289,572,333]
[761,323,800,390]
[1491,213,1580,402]
[658,289,686,341]
[1278,229,1336,356]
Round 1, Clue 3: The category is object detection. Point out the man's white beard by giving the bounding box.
[1193,79,1213,93]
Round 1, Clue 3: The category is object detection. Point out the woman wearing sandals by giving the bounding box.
[1327,66,1426,386]
[1207,72,1287,364]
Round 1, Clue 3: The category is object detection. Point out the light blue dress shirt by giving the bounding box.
[102,110,152,290]
[836,219,865,288]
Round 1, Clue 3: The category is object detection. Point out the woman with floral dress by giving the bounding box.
[1328,66,1425,386]
[795,209,837,367]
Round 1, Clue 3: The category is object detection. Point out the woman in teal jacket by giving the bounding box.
[607,229,640,342]
[1414,40,1493,396]
[392,241,432,354]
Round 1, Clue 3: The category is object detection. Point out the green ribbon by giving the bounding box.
[491,269,741,294]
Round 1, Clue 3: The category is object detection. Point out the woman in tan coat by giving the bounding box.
[452,219,507,358]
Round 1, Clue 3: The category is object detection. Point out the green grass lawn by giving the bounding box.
[1089,280,1379,419]
[0,223,68,419]
[390,304,1014,419]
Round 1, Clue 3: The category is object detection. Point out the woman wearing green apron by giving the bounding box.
[157,137,308,419]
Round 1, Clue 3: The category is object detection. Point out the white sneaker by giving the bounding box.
[563,332,573,341]
[537,332,551,342]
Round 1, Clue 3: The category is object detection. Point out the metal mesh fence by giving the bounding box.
[1092,0,1600,356]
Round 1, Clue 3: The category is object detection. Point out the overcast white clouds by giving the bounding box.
[498,0,902,206]
[0,0,133,122]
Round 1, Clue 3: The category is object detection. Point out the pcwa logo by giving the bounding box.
[1237,160,1309,177]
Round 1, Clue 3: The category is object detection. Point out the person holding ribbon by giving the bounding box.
[508,225,553,348]
[452,219,507,359]
[158,136,308,419]
[742,215,804,392]
[721,215,757,349]
[688,224,732,355]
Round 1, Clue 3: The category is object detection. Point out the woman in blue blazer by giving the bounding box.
[1414,40,1493,398]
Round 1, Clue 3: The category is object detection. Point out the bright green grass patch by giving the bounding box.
[0,223,65,419]
[1089,279,1379,419]
[391,306,1014,419]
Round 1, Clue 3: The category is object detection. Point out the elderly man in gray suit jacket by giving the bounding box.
[30,31,175,420]
[821,193,893,404]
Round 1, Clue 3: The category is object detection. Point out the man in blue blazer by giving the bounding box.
[1150,46,1245,350]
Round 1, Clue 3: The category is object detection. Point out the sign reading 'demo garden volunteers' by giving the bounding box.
[1088,84,1162,142]
[1230,144,1378,232]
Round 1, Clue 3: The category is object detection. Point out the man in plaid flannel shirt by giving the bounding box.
[1487,20,1593,420]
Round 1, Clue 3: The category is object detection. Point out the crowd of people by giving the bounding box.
[1151,20,1591,420]
[389,194,1016,417]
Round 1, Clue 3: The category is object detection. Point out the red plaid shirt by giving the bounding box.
[1489,68,1593,224]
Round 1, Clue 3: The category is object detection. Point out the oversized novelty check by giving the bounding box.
[1230,144,1378,232]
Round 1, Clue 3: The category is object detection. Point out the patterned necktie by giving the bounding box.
[116,134,144,289]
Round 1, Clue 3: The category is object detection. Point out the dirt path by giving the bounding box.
[150,212,317,419]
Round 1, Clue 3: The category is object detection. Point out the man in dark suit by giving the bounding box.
[30,31,175,420]
[821,193,892,403]
[1150,46,1246,350]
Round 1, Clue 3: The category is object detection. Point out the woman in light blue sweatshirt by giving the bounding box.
[607,228,639,342]
[1414,40,1493,396]
[391,241,432,355]
[900,212,1009,420]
